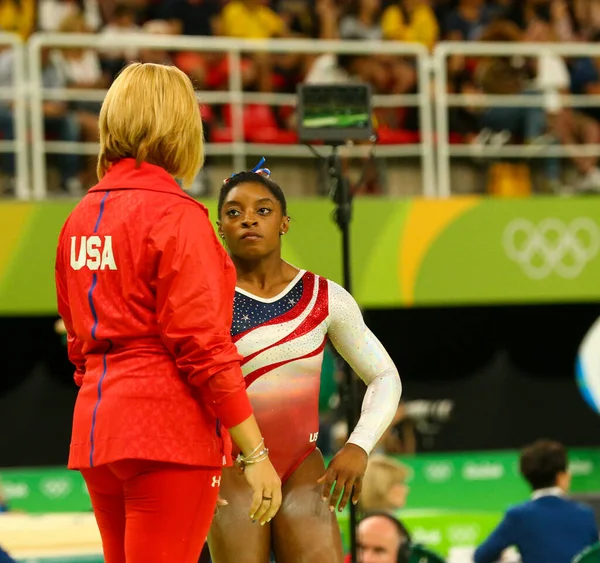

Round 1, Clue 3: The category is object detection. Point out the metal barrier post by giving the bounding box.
[417,51,436,197]
[12,37,30,200]
[28,34,46,200]
[433,45,451,198]
[228,48,246,173]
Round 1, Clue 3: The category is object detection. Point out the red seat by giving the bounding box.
[247,128,298,144]
[449,132,465,144]
[216,104,297,144]
[200,104,215,122]
[377,128,420,144]
[210,128,233,143]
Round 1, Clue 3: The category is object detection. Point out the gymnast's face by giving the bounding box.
[218,182,289,260]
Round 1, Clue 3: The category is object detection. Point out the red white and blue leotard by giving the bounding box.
[231,269,401,482]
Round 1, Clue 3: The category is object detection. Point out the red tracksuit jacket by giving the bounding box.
[55,159,252,470]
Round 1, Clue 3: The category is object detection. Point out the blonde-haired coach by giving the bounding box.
[55,63,281,563]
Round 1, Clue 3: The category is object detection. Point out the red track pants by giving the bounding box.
[81,459,221,563]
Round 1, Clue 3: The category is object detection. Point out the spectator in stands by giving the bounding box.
[99,3,141,81]
[339,0,383,40]
[218,0,288,39]
[360,455,410,514]
[0,46,83,195]
[549,0,581,41]
[162,0,220,36]
[574,0,600,40]
[305,43,386,88]
[525,5,600,191]
[474,439,598,563]
[0,0,35,40]
[38,0,103,32]
[444,0,500,41]
[50,12,105,185]
[160,0,221,90]
[138,19,175,65]
[218,0,290,92]
[381,0,439,51]
[279,0,341,40]
[569,31,600,129]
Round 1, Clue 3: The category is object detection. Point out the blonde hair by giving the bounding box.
[360,455,409,513]
[97,63,204,187]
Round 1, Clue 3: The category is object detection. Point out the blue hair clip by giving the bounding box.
[251,157,271,178]
[224,157,271,184]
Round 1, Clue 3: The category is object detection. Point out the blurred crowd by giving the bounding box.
[2,0,600,194]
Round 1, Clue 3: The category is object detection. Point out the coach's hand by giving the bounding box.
[244,459,282,525]
[318,443,368,512]
[214,496,228,515]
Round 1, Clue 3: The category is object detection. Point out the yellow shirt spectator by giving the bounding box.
[381,2,439,51]
[0,0,35,40]
[219,0,285,39]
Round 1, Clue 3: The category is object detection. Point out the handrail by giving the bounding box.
[27,33,434,199]
[11,36,600,198]
[0,33,28,200]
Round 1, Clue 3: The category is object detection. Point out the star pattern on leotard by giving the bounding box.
[231,279,304,337]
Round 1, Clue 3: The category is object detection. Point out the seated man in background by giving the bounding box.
[0,546,16,563]
[355,513,410,563]
[474,439,598,563]
[352,512,445,563]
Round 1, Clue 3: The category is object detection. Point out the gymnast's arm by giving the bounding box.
[326,281,402,455]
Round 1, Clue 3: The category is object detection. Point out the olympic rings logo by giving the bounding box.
[503,218,600,280]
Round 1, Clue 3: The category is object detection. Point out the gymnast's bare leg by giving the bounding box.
[272,449,344,563]
[208,465,271,563]
[208,449,343,563]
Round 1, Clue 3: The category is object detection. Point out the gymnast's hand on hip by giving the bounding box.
[244,458,282,526]
[317,443,368,513]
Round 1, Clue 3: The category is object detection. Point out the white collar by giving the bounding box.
[531,487,564,500]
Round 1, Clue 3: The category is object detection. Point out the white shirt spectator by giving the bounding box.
[339,16,382,40]
[51,49,103,86]
[100,23,141,61]
[38,0,102,32]
[534,54,570,113]
[304,54,352,84]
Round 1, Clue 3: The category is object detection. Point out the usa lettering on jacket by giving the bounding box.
[70,236,117,271]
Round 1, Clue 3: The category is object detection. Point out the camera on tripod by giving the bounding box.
[296,83,374,145]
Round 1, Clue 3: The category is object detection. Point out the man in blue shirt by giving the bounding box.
[475,440,598,563]
[0,546,16,563]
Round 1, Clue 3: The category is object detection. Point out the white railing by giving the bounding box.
[27,33,434,199]
[2,36,600,199]
[0,33,28,200]
[433,42,600,197]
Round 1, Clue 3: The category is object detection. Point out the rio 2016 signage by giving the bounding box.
[2,197,600,313]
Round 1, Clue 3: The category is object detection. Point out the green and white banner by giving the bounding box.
[3,450,600,558]
[3,450,599,514]
[2,197,600,313]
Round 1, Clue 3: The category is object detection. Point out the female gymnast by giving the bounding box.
[206,162,402,563]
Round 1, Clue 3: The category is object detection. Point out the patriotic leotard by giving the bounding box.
[231,269,400,482]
